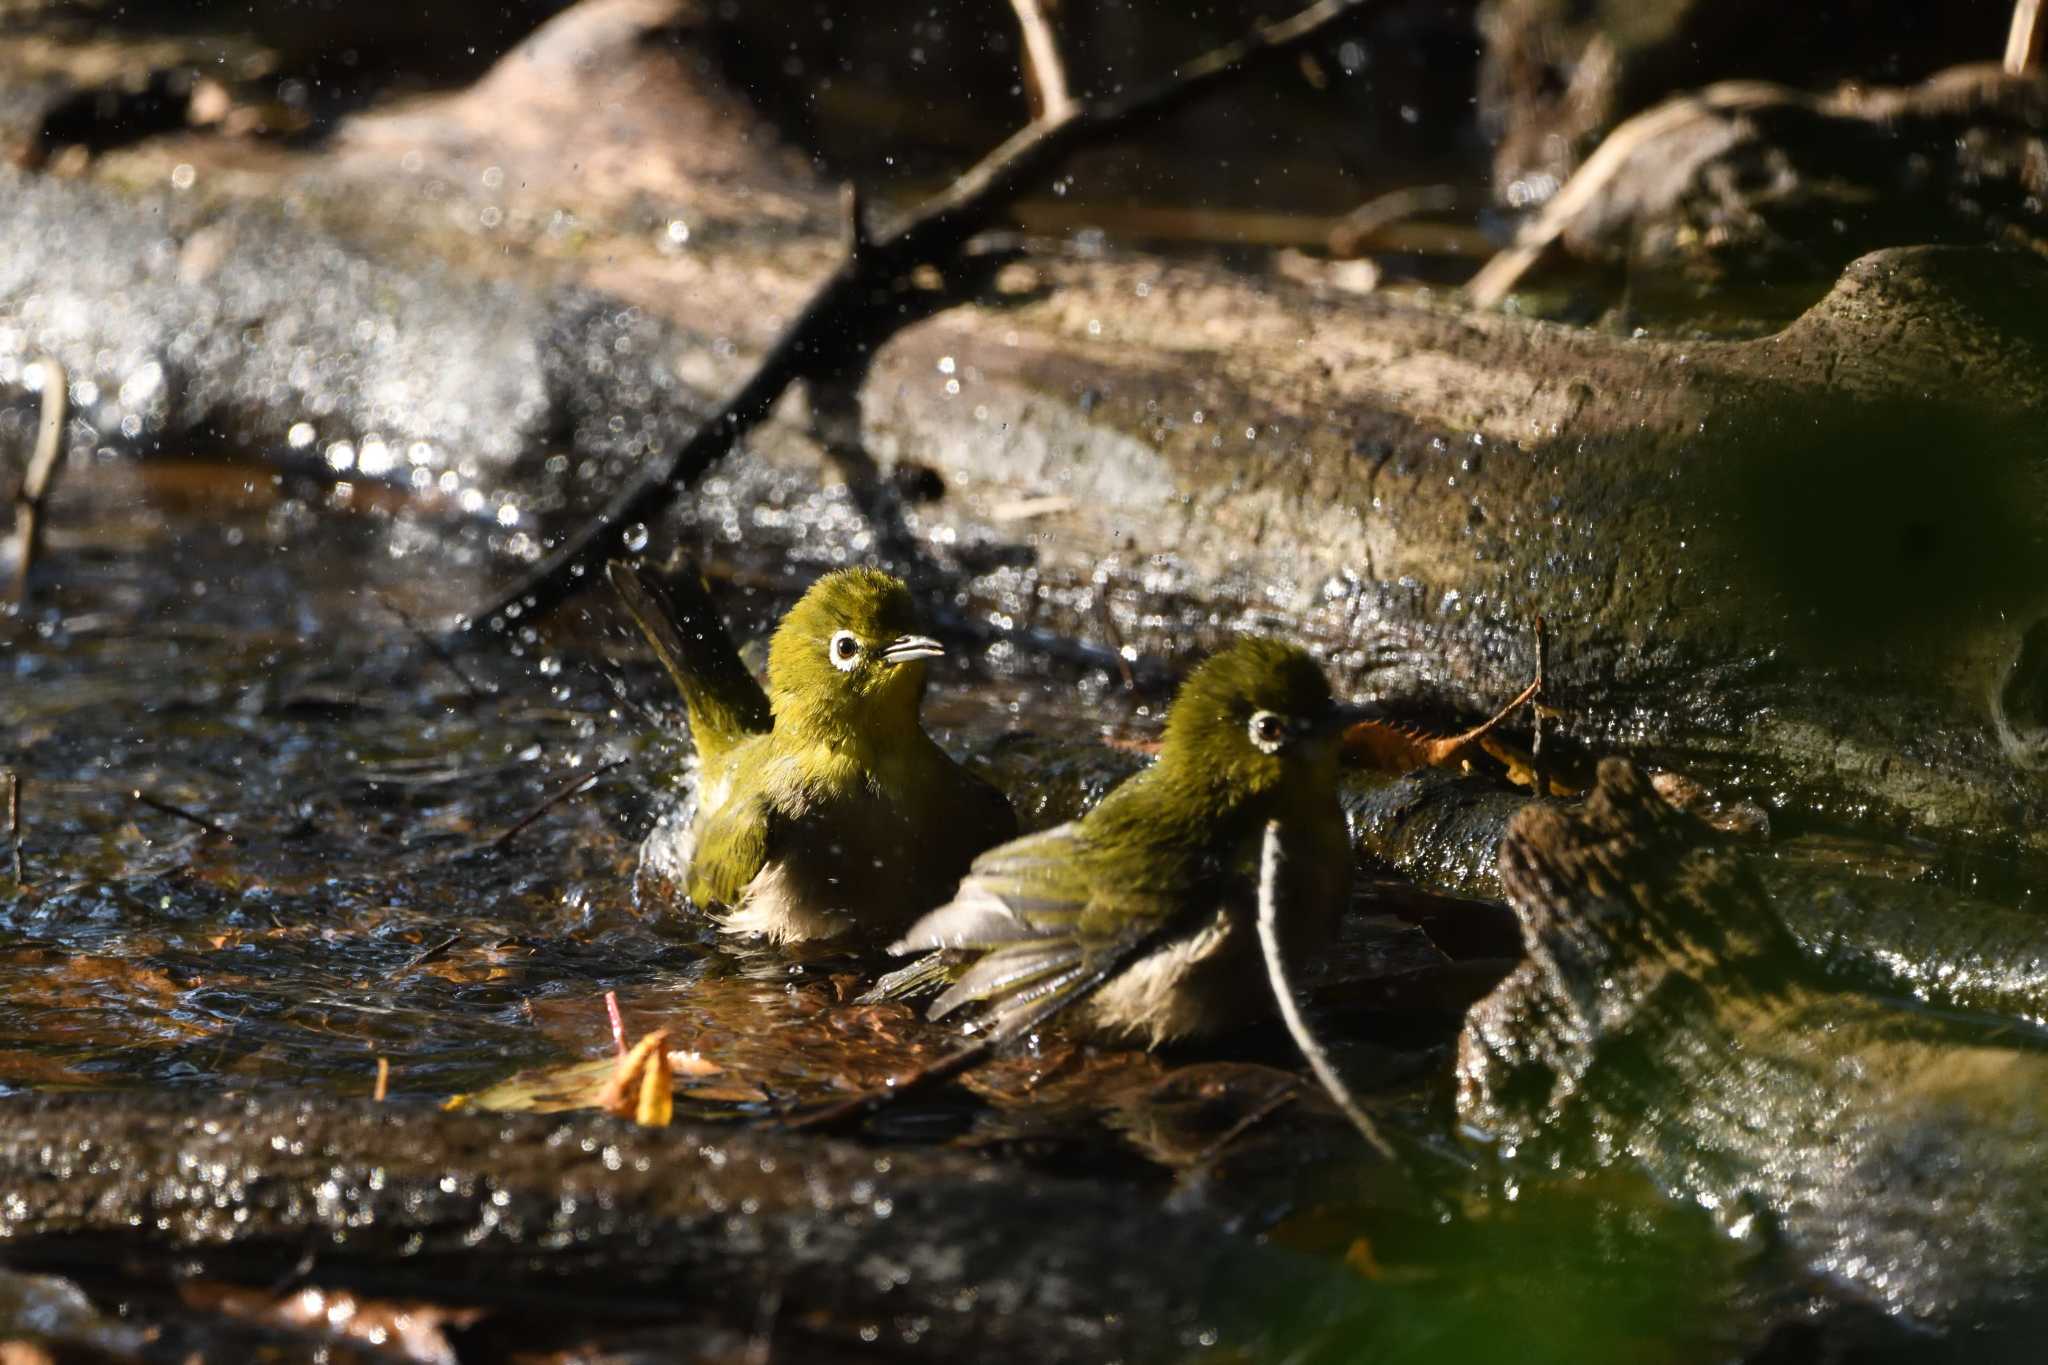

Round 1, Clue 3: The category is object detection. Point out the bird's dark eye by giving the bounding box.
[1248,710,1287,753]
[828,630,862,671]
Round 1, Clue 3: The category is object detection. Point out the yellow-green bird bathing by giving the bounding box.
[883,637,1352,1046]
[610,560,1016,944]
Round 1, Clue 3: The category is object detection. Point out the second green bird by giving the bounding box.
[880,637,1353,1046]
[611,560,1016,945]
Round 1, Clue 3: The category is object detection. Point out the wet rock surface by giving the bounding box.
[1480,66,2048,314]
[1460,760,2048,1334]
[0,1092,1355,1363]
[1476,0,2008,205]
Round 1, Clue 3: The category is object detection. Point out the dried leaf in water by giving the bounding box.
[458,1035,719,1116]
[635,1045,674,1128]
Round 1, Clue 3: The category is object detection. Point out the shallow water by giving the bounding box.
[1,453,2037,1362]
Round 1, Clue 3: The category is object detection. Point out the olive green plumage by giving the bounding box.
[881,637,1351,1046]
[610,560,1016,944]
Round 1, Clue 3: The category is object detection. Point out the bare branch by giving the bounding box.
[2010,0,2046,75]
[455,0,1375,635]
[6,769,21,888]
[1530,613,1550,796]
[1467,83,1794,307]
[1255,820,1398,1160]
[9,357,68,607]
[488,757,627,851]
[1008,0,1073,120]
[131,788,233,841]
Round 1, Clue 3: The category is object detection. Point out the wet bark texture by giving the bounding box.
[1457,759,2048,1330]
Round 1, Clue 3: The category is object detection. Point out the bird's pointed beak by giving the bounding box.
[880,634,946,665]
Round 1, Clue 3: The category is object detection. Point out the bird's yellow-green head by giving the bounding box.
[1158,638,1341,798]
[766,567,943,739]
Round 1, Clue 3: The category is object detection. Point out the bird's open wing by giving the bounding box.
[888,823,1171,1044]
[686,793,780,909]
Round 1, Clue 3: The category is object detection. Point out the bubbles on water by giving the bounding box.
[621,523,650,553]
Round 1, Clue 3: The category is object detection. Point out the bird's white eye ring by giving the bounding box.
[1248,710,1287,754]
[829,630,862,671]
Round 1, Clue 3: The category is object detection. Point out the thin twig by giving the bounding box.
[778,1034,999,1132]
[1466,83,1796,307]
[841,181,871,260]
[378,590,493,701]
[131,788,233,840]
[1255,820,1397,1160]
[373,1056,390,1102]
[784,916,1181,1131]
[1530,613,1550,797]
[6,770,21,887]
[10,357,68,607]
[1092,581,1137,691]
[605,989,626,1059]
[454,0,1378,635]
[488,757,626,851]
[2009,0,2045,75]
[399,932,460,973]
[1186,1083,1300,1168]
[1007,0,1074,119]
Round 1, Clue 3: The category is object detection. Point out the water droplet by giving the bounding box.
[622,523,650,552]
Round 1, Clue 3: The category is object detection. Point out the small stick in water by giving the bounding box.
[373,1056,390,1102]
[1255,820,1398,1161]
[131,788,233,840]
[377,590,493,702]
[488,758,626,851]
[6,770,22,887]
[9,357,68,608]
[1530,614,1551,797]
[605,989,626,1059]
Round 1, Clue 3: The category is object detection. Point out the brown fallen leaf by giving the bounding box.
[452,1046,723,1116]
[1343,677,1540,775]
[1345,1237,1386,1280]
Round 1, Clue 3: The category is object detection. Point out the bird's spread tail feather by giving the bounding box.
[609,559,772,766]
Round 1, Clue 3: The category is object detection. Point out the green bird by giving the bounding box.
[609,560,1016,944]
[881,637,1352,1047]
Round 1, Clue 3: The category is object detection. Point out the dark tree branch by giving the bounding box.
[9,357,68,608]
[453,0,1375,636]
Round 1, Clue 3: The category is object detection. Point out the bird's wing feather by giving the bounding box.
[687,793,780,908]
[859,949,963,1003]
[889,823,1102,952]
[889,821,1179,1043]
